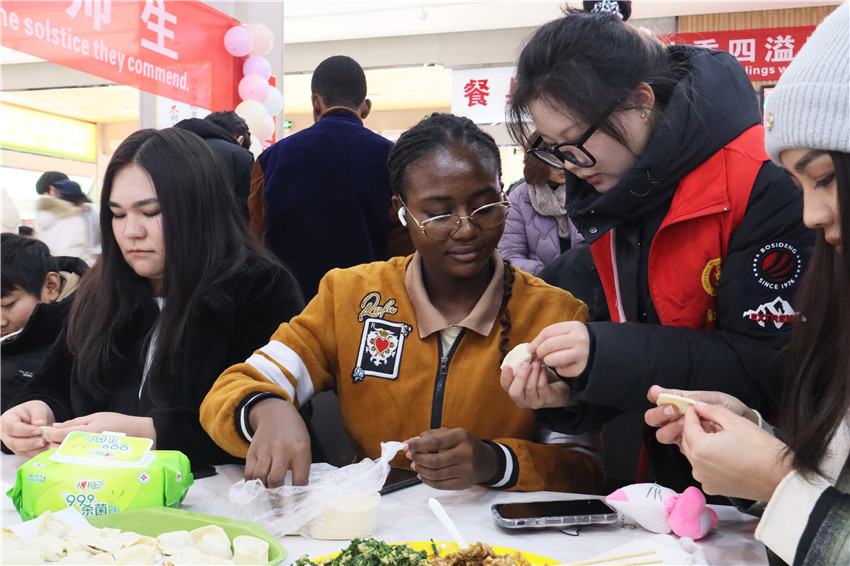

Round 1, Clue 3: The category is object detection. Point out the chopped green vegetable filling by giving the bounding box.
[296,538,430,566]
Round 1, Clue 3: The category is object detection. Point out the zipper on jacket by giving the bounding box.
[430,329,465,429]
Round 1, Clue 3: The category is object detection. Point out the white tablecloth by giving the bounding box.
[1,455,767,565]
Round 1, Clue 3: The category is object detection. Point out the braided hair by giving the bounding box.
[388,113,516,363]
[498,260,516,363]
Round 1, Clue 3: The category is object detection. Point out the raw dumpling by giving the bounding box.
[35,510,72,538]
[86,553,116,564]
[500,343,533,372]
[115,531,157,548]
[656,392,697,413]
[84,534,124,554]
[233,535,269,565]
[1,528,24,552]
[190,525,232,559]
[26,534,68,561]
[157,530,192,555]
[114,543,161,565]
[1,549,44,565]
[59,551,99,564]
[166,547,232,565]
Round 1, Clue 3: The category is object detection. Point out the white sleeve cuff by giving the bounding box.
[755,468,831,564]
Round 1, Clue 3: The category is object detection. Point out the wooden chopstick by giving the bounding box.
[564,549,659,565]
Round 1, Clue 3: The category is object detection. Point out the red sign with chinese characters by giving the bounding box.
[660,26,815,82]
[0,1,242,110]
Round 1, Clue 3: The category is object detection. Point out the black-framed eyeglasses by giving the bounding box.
[527,99,622,170]
[399,197,511,241]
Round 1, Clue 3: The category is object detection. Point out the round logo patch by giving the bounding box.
[701,258,722,296]
[752,241,801,290]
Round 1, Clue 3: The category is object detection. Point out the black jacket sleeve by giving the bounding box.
[12,325,76,423]
[538,163,814,434]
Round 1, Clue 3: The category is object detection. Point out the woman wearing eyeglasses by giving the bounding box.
[500,8,813,492]
[200,113,605,493]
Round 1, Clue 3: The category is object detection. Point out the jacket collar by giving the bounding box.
[405,251,504,338]
[319,107,364,125]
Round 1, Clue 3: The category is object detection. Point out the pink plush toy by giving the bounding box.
[605,483,718,540]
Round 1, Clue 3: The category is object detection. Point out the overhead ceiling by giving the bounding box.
[0,0,842,124]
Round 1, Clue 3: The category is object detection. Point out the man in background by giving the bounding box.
[205,110,252,151]
[248,55,411,299]
[174,112,254,220]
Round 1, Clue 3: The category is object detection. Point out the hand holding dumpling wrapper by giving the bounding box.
[229,441,404,539]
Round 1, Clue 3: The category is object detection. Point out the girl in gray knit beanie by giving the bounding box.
[647,4,850,565]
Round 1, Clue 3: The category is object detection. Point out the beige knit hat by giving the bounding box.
[764,2,850,165]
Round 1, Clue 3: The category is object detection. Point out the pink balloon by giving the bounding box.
[255,115,275,141]
[247,23,274,56]
[243,56,272,80]
[224,26,253,57]
[239,74,270,103]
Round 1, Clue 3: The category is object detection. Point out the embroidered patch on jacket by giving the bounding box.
[751,241,801,291]
[358,292,398,322]
[352,318,412,383]
[701,258,722,296]
[742,296,798,330]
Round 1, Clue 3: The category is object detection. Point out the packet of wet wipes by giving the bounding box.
[7,432,193,521]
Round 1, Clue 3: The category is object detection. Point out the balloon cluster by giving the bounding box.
[224,23,283,155]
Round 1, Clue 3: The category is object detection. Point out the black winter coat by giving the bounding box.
[13,256,304,466]
[536,46,814,492]
[1,256,89,413]
[174,118,254,221]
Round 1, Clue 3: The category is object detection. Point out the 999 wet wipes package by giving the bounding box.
[7,431,193,520]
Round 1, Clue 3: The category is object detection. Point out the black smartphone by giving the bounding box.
[491,499,618,529]
[380,467,421,495]
[191,464,217,479]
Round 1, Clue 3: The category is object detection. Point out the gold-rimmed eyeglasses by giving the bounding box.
[399,198,511,241]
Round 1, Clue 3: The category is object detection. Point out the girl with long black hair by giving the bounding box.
[501,6,813,492]
[646,4,850,564]
[1,128,304,466]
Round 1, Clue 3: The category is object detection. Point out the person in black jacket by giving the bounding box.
[1,235,89,413]
[174,114,254,221]
[0,128,305,467]
[500,9,814,492]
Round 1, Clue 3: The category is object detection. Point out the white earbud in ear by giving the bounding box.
[398,207,408,227]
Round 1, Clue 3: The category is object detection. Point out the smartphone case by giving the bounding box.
[490,502,618,529]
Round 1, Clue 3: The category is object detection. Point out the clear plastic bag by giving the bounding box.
[228,441,404,539]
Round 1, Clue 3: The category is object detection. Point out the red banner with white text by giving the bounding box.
[0,0,242,110]
[660,26,816,83]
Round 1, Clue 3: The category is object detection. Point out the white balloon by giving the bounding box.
[262,86,283,116]
[249,135,262,159]
[235,100,268,134]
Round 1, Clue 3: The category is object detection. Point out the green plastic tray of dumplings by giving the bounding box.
[87,505,286,565]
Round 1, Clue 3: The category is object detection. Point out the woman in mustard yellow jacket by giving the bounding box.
[201,114,604,493]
